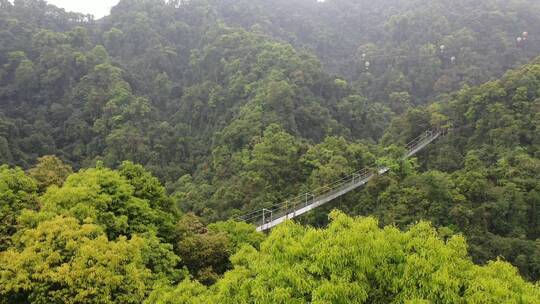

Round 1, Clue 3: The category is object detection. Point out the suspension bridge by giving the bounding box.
[236,129,448,232]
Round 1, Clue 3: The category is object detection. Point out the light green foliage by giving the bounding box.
[118,161,178,242]
[150,212,540,303]
[0,216,153,303]
[0,165,212,304]
[37,166,145,237]
[0,165,37,250]
[145,279,211,304]
[208,219,265,252]
[25,165,177,246]
[119,161,171,209]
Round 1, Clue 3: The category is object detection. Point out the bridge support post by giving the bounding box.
[305,193,314,206]
[248,127,445,231]
[262,208,272,225]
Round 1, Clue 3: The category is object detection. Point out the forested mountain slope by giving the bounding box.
[1,0,540,178]
[0,0,392,179]
[201,0,540,104]
[175,56,540,280]
[317,56,540,280]
[1,0,540,301]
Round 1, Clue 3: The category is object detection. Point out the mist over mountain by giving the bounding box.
[1,0,540,302]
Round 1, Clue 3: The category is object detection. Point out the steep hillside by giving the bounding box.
[336,57,540,280]
[0,0,390,180]
[176,56,540,279]
[2,0,540,180]
[168,0,540,104]
[1,0,540,299]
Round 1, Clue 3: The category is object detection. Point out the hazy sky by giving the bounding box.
[46,0,119,18]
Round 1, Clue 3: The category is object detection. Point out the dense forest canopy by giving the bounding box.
[2,0,539,173]
[1,0,540,302]
[1,162,539,303]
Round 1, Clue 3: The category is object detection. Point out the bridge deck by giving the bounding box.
[235,129,444,232]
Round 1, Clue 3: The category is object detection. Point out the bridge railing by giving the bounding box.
[406,129,442,151]
[236,167,375,225]
[236,129,444,228]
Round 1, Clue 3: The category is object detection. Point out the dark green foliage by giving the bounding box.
[1,0,540,301]
[175,213,231,284]
[202,0,540,104]
[352,58,540,280]
[3,0,538,181]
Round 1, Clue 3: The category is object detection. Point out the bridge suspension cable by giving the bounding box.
[235,128,448,232]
